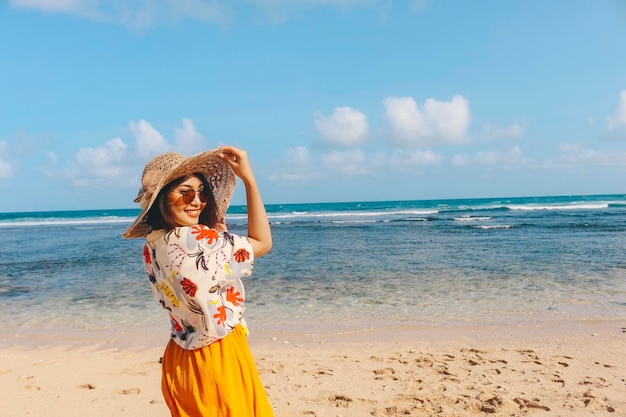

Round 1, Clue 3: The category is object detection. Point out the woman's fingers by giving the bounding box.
[218,146,251,178]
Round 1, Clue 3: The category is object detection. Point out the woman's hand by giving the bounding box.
[218,146,253,184]
[217,145,272,257]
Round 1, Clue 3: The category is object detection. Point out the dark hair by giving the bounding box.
[146,174,218,231]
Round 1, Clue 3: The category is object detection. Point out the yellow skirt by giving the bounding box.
[161,325,274,417]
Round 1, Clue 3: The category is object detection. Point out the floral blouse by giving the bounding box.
[143,225,254,350]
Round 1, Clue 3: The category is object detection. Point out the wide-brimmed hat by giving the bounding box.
[122,149,235,239]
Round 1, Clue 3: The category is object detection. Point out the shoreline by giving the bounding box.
[1,319,624,416]
[3,316,624,349]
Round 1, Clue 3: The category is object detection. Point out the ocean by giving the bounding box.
[1,194,626,348]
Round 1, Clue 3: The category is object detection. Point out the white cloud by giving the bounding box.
[321,149,367,176]
[0,159,12,179]
[248,0,389,22]
[283,146,314,169]
[174,118,207,155]
[268,146,321,182]
[59,138,131,186]
[251,0,381,8]
[130,119,169,159]
[607,90,626,135]
[10,0,399,28]
[450,155,468,167]
[411,0,429,12]
[248,0,389,17]
[271,146,445,181]
[555,143,626,168]
[10,0,233,29]
[168,0,233,24]
[481,122,525,141]
[452,146,527,168]
[383,95,471,148]
[46,151,59,165]
[39,118,216,189]
[0,141,8,156]
[0,141,13,179]
[11,0,83,13]
[315,107,368,147]
[389,149,442,171]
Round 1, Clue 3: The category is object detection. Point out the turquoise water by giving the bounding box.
[1,194,625,347]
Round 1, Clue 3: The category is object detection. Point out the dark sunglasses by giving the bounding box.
[175,188,207,204]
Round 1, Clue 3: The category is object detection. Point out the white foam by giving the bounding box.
[454,216,492,221]
[0,217,134,228]
[507,203,609,211]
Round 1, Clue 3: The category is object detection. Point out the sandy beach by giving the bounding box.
[1,320,624,417]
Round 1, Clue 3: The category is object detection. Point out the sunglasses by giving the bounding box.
[174,188,207,204]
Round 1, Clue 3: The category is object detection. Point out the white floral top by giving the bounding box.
[143,225,254,350]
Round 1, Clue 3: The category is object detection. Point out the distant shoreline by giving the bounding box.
[1,192,625,215]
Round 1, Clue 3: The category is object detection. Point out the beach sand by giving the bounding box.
[1,321,624,417]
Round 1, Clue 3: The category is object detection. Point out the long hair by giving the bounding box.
[146,174,218,231]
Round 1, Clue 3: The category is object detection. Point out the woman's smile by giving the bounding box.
[167,176,207,227]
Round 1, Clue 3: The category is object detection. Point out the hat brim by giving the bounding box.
[122,149,236,239]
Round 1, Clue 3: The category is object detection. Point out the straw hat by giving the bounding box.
[122,149,236,239]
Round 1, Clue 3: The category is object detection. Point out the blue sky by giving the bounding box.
[1,0,626,212]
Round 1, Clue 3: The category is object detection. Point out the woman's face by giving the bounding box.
[166,176,207,227]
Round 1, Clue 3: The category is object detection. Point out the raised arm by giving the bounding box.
[218,146,272,258]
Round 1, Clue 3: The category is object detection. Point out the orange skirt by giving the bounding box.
[161,325,274,417]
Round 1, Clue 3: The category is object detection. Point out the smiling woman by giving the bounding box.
[166,177,210,225]
[122,146,274,417]
[122,150,236,239]
[145,174,217,233]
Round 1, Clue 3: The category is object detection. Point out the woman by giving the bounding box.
[123,145,274,417]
